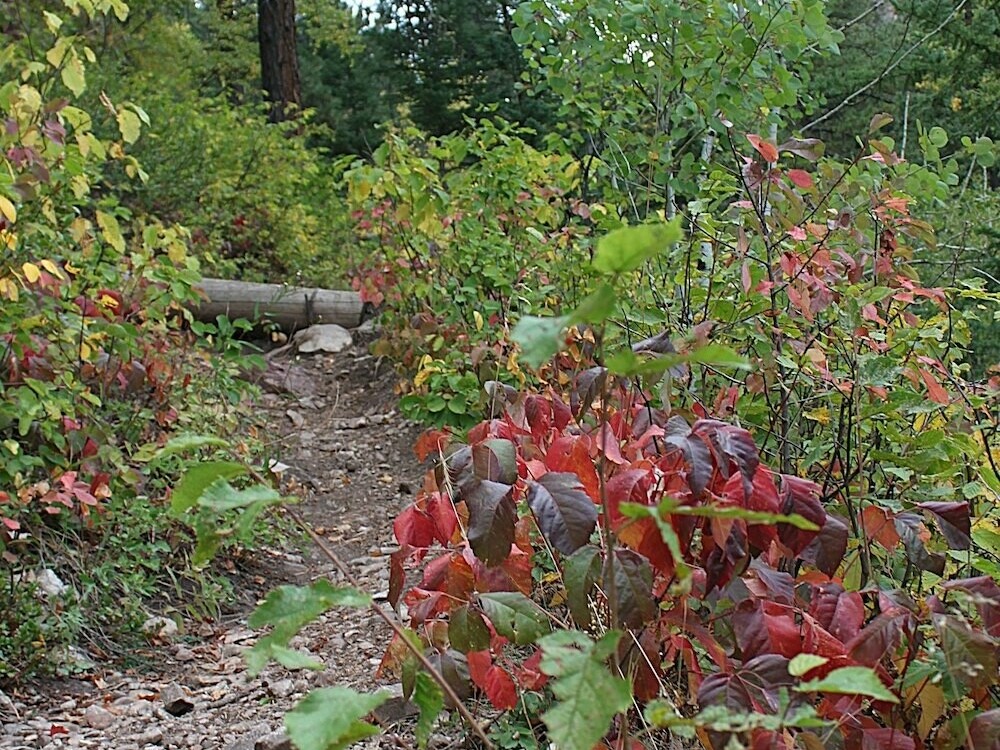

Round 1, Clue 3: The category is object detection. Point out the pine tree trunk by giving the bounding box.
[258,0,301,122]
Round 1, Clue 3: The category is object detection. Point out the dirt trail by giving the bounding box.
[0,337,427,750]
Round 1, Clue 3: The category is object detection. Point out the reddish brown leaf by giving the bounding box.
[515,648,549,691]
[861,505,900,550]
[527,472,599,555]
[778,137,824,161]
[415,428,450,461]
[777,475,824,555]
[800,513,848,576]
[932,613,998,691]
[747,133,779,163]
[917,501,971,550]
[465,480,516,567]
[847,612,910,667]
[604,549,656,629]
[941,576,1000,637]
[894,512,946,575]
[859,728,915,750]
[809,583,865,643]
[968,708,1000,750]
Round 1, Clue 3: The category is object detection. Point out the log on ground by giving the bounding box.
[192,278,365,330]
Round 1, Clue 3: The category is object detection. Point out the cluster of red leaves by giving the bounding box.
[387,376,999,749]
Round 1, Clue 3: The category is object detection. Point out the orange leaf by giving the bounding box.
[788,169,814,189]
[918,367,949,405]
[747,133,779,163]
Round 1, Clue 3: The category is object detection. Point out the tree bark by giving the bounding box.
[258,0,302,121]
[192,278,365,330]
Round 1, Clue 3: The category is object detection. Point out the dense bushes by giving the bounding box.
[0,2,267,682]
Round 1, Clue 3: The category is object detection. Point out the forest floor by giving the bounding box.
[0,332,443,750]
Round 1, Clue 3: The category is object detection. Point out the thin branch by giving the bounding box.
[802,0,968,132]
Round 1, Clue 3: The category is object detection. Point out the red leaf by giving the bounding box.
[787,169,813,189]
[859,728,915,750]
[484,665,518,710]
[747,133,779,163]
[741,261,752,294]
[426,493,459,545]
[415,429,450,461]
[917,367,949,404]
[394,505,437,548]
[516,648,549,691]
[732,600,801,660]
[546,435,601,502]
[467,649,492,689]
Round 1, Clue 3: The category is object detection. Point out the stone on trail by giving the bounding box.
[82,704,115,729]
[160,682,194,716]
[293,324,352,354]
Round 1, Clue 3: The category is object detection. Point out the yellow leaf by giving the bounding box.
[473,311,484,331]
[22,262,41,283]
[167,241,186,264]
[40,259,64,279]
[0,195,16,223]
[117,109,141,144]
[96,211,126,253]
[43,11,63,32]
[805,407,831,425]
[0,277,19,301]
[61,52,86,97]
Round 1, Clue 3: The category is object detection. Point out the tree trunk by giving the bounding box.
[258,0,301,121]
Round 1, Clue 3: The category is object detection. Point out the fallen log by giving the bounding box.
[192,278,366,330]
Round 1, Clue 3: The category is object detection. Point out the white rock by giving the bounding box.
[293,324,352,354]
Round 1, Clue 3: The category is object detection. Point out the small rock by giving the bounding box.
[267,679,295,699]
[174,646,196,662]
[82,704,114,730]
[136,726,163,745]
[126,700,154,717]
[285,409,305,428]
[142,615,178,639]
[160,682,194,716]
[255,730,293,750]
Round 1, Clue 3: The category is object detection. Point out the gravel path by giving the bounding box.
[1,339,427,750]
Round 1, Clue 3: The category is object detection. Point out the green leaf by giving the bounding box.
[117,108,142,144]
[539,631,632,750]
[570,283,617,324]
[448,605,491,652]
[246,642,324,674]
[655,498,820,530]
[285,687,389,750]
[512,314,569,369]
[413,672,444,748]
[797,666,899,703]
[247,580,370,675]
[788,653,828,677]
[479,591,551,645]
[687,344,751,370]
[198,481,281,511]
[592,220,682,274]
[562,545,602,628]
[170,461,247,514]
[146,434,230,461]
[61,53,86,97]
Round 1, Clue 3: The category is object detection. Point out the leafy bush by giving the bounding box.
[0,1,269,683]
[243,130,999,750]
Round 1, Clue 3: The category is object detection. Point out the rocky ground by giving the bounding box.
[0,332,435,750]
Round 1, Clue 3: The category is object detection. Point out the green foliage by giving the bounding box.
[537,631,632,750]
[284,687,390,750]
